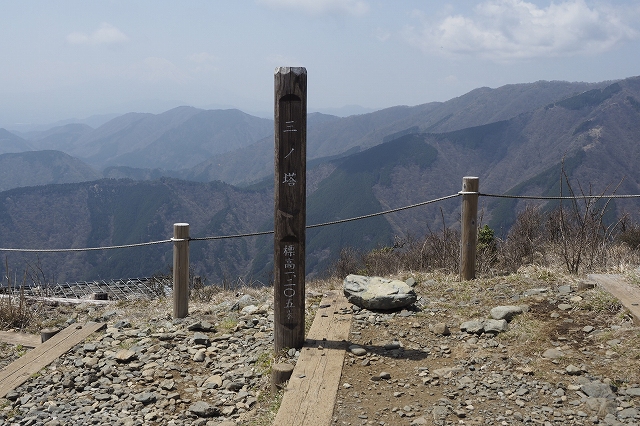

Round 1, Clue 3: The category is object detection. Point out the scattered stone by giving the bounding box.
[237,294,257,308]
[379,371,391,380]
[191,332,210,346]
[490,305,527,321]
[189,401,220,418]
[542,348,564,359]
[384,341,401,350]
[625,387,640,397]
[483,319,508,334]
[115,349,136,362]
[460,320,485,334]
[581,382,615,399]
[241,304,260,315]
[134,392,157,404]
[432,323,450,335]
[566,364,582,375]
[193,348,206,362]
[558,285,572,294]
[349,345,368,356]
[187,321,215,332]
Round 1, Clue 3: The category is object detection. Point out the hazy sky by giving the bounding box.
[2,0,640,127]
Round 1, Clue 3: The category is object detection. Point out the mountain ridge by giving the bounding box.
[1,76,639,282]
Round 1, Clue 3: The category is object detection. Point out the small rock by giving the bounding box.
[625,387,640,397]
[204,375,223,389]
[134,392,157,405]
[566,364,582,375]
[558,285,572,294]
[581,382,615,399]
[542,348,564,359]
[460,320,485,334]
[490,305,526,321]
[379,371,391,380]
[115,349,137,363]
[189,401,220,418]
[432,323,450,336]
[483,319,508,334]
[187,321,215,332]
[192,332,210,346]
[193,348,206,362]
[384,341,401,350]
[349,345,367,356]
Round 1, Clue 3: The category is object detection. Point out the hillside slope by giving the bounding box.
[0,150,100,192]
[0,179,272,283]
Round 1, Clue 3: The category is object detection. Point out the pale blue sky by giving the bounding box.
[2,0,640,127]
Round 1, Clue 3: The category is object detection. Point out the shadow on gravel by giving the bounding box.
[304,338,430,361]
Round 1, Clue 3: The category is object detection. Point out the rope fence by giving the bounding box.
[3,177,640,308]
[0,190,638,253]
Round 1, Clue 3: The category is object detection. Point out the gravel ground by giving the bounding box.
[1,267,639,426]
[0,291,290,426]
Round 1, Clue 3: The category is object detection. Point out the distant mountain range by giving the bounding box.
[0,76,639,282]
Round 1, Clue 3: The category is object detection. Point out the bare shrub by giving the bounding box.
[497,205,545,272]
[547,159,623,273]
[0,260,33,330]
[329,247,364,279]
[616,217,640,250]
[419,212,460,273]
[476,224,497,274]
[327,217,460,279]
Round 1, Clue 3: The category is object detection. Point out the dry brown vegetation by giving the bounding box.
[328,202,640,280]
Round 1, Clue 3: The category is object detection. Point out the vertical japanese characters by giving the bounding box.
[274,67,307,352]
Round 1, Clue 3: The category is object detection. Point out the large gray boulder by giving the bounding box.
[343,274,417,310]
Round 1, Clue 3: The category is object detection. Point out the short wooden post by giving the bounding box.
[274,67,307,353]
[460,177,479,281]
[40,327,60,343]
[271,362,295,393]
[173,223,190,318]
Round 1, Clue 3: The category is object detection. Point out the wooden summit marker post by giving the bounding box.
[274,67,307,353]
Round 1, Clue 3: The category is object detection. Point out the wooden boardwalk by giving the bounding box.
[274,291,353,426]
[588,274,640,325]
[0,322,105,399]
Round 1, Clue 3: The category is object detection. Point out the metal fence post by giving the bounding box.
[173,223,189,318]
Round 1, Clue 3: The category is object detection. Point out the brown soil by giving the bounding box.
[330,267,640,425]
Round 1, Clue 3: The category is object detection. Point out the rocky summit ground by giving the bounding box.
[0,265,639,426]
[332,267,640,426]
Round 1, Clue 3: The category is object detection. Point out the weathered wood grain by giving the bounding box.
[274,66,307,352]
[274,291,352,426]
[588,274,640,324]
[0,322,105,398]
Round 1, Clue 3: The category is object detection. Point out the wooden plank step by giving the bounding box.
[0,330,40,348]
[0,322,105,398]
[274,291,353,426]
[588,274,640,325]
